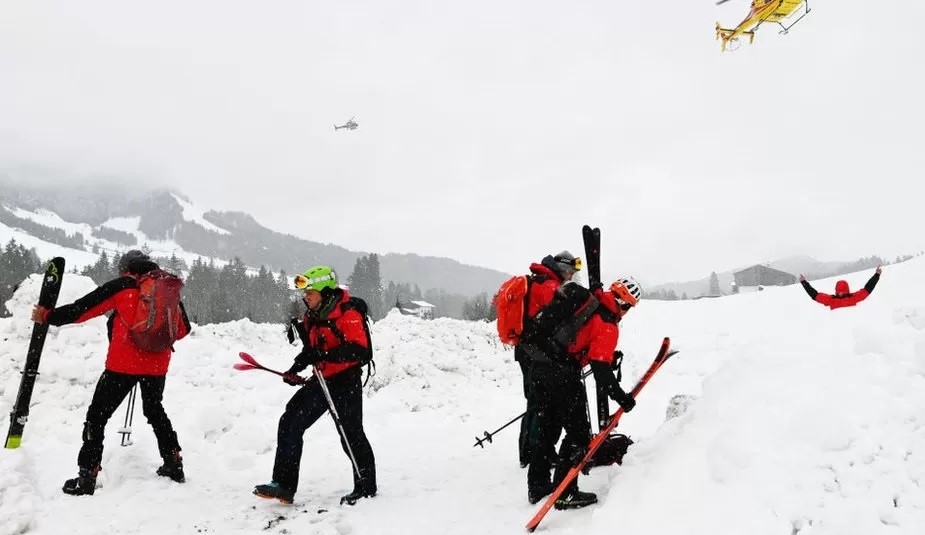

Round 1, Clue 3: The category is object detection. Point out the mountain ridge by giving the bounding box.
[0,178,510,298]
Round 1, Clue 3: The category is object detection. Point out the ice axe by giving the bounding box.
[234,352,307,384]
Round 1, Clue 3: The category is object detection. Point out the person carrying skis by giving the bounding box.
[515,251,581,468]
[798,266,881,310]
[31,250,191,496]
[525,277,640,510]
[254,265,377,506]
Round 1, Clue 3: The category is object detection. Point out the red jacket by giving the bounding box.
[801,272,880,310]
[298,289,371,379]
[567,289,620,367]
[525,263,565,319]
[47,276,191,376]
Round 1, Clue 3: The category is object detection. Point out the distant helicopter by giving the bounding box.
[334,117,358,131]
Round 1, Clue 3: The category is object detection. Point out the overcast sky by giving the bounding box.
[1,0,922,285]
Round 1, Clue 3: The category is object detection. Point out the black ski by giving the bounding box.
[5,257,65,449]
[582,225,601,291]
[582,225,608,431]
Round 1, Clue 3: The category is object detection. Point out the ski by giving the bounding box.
[581,225,601,290]
[5,257,66,449]
[526,337,678,532]
[582,225,608,431]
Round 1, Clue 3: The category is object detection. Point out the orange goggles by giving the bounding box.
[294,272,336,291]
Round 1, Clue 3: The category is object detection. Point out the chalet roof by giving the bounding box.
[733,264,795,279]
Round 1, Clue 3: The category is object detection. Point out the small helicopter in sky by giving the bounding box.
[715,0,811,52]
[334,117,358,131]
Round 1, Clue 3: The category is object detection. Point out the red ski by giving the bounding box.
[526,337,677,532]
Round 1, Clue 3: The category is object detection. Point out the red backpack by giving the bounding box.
[127,269,184,352]
[493,275,532,346]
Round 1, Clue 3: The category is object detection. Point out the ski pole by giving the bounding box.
[312,366,362,479]
[473,411,525,448]
[474,368,593,448]
[119,384,138,447]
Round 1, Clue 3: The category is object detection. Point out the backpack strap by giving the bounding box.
[551,291,600,347]
[520,274,543,331]
[311,298,376,385]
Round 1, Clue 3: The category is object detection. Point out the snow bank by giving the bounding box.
[2,258,924,535]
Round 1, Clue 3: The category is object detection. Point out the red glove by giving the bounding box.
[32,306,51,324]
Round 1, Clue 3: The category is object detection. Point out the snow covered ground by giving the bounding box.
[2,258,925,535]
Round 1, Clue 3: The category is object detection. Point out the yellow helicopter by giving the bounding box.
[715,0,811,51]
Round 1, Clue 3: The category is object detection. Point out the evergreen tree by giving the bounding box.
[347,254,385,319]
[709,271,721,296]
[0,239,43,317]
[365,253,384,320]
[463,293,496,321]
[81,251,113,284]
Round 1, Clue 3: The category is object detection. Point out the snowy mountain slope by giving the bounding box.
[1,259,924,535]
[0,183,510,298]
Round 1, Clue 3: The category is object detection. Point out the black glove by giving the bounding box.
[291,348,323,373]
[589,281,604,293]
[610,385,636,412]
[282,372,304,386]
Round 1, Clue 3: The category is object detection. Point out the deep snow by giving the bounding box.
[2,258,924,535]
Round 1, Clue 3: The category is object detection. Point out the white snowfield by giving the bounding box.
[2,259,925,535]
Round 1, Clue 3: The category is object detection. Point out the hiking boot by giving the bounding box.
[156,451,185,483]
[528,483,554,505]
[554,489,598,510]
[62,467,98,496]
[341,479,377,505]
[254,481,295,504]
[340,487,377,505]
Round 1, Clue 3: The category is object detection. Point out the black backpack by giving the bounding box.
[588,434,634,468]
[528,282,601,351]
[328,297,374,366]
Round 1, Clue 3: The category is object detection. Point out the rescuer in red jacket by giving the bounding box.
[516,251,582,468]
[799,266,882,310]
[254,265,376,507]
[525,277,639,510]
[32,250,191,496]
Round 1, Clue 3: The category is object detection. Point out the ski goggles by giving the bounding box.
[293,273,335,291]
[555,256,582,271]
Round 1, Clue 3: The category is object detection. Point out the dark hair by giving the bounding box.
[117,250,152,273]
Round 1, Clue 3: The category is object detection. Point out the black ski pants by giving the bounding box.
[272,367,376,495]
[78,370,181,470]
[517,357,536,466]
[527,361,591,494]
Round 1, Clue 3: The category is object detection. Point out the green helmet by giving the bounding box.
[295,265,338,292]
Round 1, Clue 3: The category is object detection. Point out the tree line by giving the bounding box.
[1,240,475,324]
